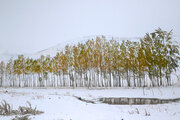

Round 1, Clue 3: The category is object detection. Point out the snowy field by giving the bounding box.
[0,87,180,120]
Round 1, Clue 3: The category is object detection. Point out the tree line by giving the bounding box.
[0,28,179,88]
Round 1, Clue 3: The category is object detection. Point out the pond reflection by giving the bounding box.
[99,97,180,105]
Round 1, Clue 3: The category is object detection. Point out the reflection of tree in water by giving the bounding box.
[99,97,180,105]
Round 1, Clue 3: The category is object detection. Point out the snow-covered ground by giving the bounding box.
[0,87,180,120]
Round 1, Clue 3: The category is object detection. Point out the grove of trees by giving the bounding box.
[0,28,179,88]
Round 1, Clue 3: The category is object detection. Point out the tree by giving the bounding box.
[6,58,13,86]
[1,29,179,88]
[0,61,5,86]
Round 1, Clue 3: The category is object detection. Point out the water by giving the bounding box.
[99,97,180,105]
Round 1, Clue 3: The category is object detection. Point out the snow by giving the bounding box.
[0,87,180,120]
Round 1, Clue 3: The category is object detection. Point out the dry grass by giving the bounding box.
[0,100,43,116]
[11,115,31,120]
[0,100,12,115]
[144,109,151,116]
[36,95,44,99]
[135,108,140,114]
[18,101,43,115]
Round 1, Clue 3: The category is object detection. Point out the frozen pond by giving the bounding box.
[99,97,180,105]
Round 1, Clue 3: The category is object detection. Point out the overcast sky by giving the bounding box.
[0,0,180,54]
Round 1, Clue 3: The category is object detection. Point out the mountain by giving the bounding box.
[0,35,179,63]
[32,35,140,57]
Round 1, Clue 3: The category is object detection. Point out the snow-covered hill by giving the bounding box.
[32,35,140,58]
[0,35,140,62]
[0,35,179,63]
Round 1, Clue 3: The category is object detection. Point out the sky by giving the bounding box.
[0,0,180,54]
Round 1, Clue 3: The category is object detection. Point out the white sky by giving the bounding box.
[0,0,180,54]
